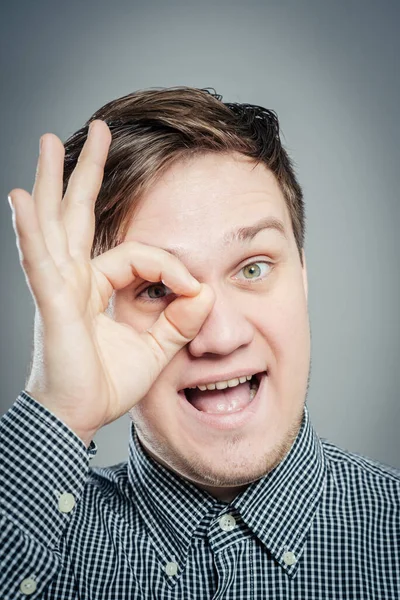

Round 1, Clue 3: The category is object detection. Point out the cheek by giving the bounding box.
[130,367,179,431]
[130,394,164,440]
[272,292,310,393]
[251,279,310,370]
[130,388,182,453]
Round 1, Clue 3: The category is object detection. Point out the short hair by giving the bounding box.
[62,87,305,263]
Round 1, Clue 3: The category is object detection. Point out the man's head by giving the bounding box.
[63,87,311,501]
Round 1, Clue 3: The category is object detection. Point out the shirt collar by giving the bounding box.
[127,424,220,566]
[127,404,326,579]
[231,404,327,577]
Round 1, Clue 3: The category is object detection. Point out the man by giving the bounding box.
[1,87,398,599]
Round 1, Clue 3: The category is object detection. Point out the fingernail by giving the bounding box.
[7,195,13,210]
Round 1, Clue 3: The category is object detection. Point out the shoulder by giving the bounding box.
[321,437,400,504]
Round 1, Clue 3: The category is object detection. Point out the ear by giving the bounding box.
[301,249,308,303]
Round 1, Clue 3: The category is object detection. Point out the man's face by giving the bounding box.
[112,151,310,501]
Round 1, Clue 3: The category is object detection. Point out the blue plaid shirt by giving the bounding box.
[1,391,399,599]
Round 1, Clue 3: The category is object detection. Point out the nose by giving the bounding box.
[187,289,254,357]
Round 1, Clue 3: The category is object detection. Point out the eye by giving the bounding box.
[234,261,272,282]
[137,282,174,302]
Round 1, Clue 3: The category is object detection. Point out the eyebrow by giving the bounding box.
[160,216,288,261]
[223,216,288,245]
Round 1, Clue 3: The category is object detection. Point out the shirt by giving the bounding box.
[0,391,399,599]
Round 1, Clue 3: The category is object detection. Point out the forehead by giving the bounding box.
[123,152,292,249]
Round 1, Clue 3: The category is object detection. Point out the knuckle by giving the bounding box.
[20,256,31,271]
[145,330,167,362]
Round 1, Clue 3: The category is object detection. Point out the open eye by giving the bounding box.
[234,261,272,282]
[137,282,174,302]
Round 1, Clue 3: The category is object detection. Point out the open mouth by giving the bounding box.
[182,372,264,415]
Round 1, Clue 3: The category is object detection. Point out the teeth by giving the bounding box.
[216,381,228,390]
[228,378,239,388]
[190,374,257,392]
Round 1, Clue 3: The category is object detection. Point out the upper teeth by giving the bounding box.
[188,375,253,392]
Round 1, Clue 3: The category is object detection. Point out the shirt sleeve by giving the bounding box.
[0,391,97,599]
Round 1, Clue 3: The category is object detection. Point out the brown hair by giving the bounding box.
[62,87,305,263]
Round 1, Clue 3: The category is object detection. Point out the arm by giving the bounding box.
[0,392,95,599]
[4,119,213,597]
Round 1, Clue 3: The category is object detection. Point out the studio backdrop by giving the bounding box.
[1,0,399,468]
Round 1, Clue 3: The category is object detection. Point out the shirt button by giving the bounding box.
[58,492,76,513]
[165,561,178,576]
[20,578,37,595]
[218,514,236,532]
[283,551,297,566]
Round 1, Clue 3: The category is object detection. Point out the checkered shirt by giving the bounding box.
[1,391,399,599]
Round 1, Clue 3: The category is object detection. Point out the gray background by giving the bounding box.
[1,0,399,468]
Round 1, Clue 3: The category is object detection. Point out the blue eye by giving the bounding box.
[237,261,271,281]
[138,282,173,301]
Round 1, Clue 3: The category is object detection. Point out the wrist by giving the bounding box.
[23,389,98,449]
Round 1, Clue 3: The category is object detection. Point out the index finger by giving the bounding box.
[62,120,112,260]
[91,240,201,302]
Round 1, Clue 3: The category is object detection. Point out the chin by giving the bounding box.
[166,432,289,490]
[134,392,305,492]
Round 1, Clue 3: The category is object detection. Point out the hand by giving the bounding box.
[8,120,214,446]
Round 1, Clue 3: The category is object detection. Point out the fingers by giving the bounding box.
[7,121,111,317]
[144,284,215,367]
[7,188,64,306]
[62,120,112,259]
[32,133,69,266]
[91,240,215,368]
[91,241,201,298]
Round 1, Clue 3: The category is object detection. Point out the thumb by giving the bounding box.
[142,284,214,367]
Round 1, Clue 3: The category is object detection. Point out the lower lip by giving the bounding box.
[178,372,267,431]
